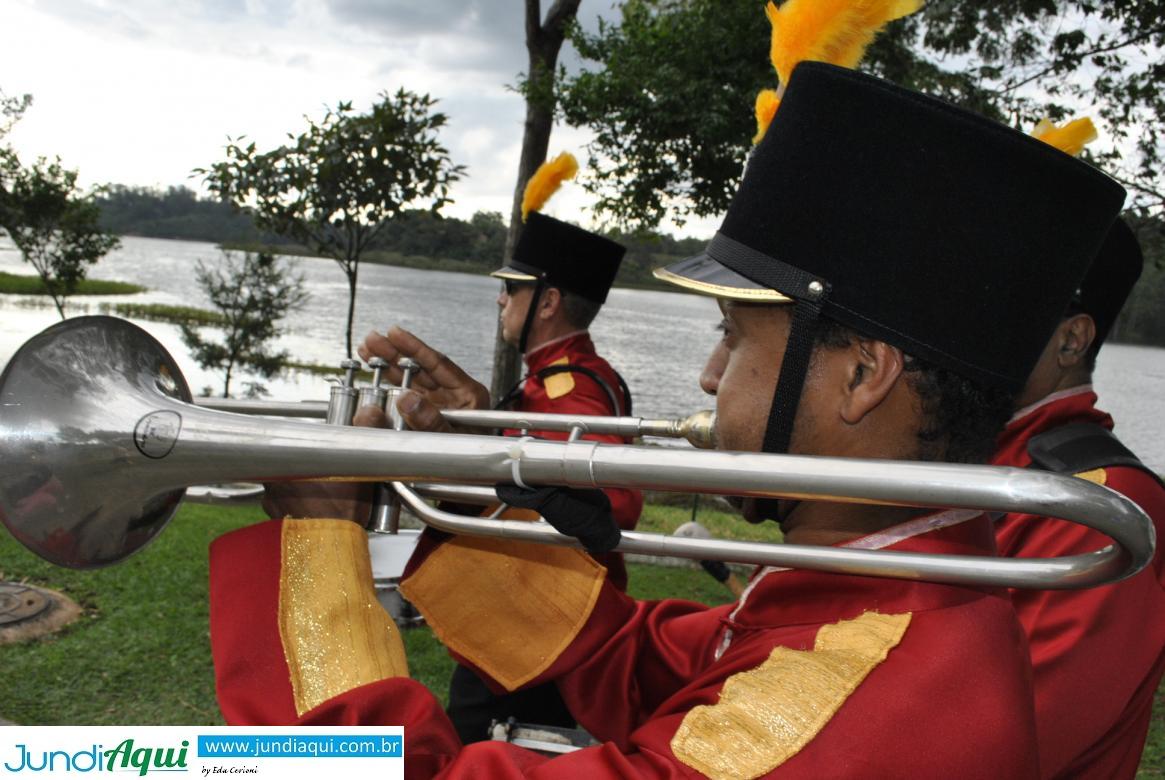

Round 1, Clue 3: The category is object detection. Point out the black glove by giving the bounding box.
[699,559,731,584]
[494,484,621,554]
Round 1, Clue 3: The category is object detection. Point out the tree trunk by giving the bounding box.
[345,260,359,359]
[489,0,582,404]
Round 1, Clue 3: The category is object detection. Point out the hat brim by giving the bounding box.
[490,265,539,282]
[652,253,793,303]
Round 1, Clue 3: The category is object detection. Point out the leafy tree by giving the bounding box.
[559,0,1165,228]
[181,251,308,398]
[198,89,464,358]
[0,154,121,318]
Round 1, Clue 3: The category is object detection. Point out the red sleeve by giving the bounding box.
[521,378,644,532]
[209,519,301,724]
[209,522,758,778]
[1002,467,1165,776]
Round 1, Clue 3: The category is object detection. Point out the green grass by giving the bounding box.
[637,497,785,543]
[95,302,224,326]
[0,502,1161,777]
[0,271,146,296]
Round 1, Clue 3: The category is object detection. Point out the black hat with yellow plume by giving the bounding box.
[653,0,1126,458]
[491,153,626,304]
[492,153,626,353]
[1030,117,1143,352]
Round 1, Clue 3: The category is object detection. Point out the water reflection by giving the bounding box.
[1,236,1162,471]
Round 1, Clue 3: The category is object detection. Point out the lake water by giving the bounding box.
[1,235,1162,471]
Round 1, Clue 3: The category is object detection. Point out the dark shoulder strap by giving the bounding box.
[1027,422,1161,486]
[494,363,630,416]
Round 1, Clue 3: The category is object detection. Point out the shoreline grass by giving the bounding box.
[0,271,146,296]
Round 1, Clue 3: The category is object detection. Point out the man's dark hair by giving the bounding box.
[814,318,1015,464]
[560,290,603,330]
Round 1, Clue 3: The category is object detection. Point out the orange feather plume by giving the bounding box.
[521,152,579,221]
[753,89,782,144]
[1030,117,1098,158]
[753,0,923,144]
[767,0,923,87]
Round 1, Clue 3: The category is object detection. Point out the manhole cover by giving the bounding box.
[0,583,51,625]
[0,582,82,644]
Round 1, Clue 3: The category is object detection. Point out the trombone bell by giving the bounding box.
[0,316,192,568]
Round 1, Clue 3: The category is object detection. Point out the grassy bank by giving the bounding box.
[0,271,146,296]
[0,502,1161,776]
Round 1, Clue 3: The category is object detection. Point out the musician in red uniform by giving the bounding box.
[210,61,1130,777]
[991,218,1165,779]
[444,158,645,743]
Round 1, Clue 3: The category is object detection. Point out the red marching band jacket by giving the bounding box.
[209,508,1040,778]
[992,386,1165,779]
[505,330,643,590]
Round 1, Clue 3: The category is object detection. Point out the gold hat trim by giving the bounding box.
[652,266,794,303]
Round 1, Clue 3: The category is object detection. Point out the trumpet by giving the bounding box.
[0,316,1155,592]
[193,398,719,449]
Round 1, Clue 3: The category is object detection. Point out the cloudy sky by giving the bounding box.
[1,0,720,237]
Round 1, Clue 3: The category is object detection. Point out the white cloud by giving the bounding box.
[1,0,716,238]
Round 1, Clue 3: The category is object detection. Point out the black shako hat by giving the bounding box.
[1070,218,1143,349]
[656,61,1125,455]
[492,212,626,305]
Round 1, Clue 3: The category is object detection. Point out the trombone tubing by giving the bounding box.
[193,397,712,443]
[164,400,1152,591]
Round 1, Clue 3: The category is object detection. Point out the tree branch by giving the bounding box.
[1000,24,1165,96]
[543,0,582,38]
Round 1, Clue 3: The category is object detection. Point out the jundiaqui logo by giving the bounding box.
[4,738,188,775]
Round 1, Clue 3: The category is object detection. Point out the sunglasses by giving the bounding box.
[503,279,537,296]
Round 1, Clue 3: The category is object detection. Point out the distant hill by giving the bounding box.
[94,185,710,291]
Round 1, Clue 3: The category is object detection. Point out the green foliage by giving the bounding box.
[96,185,275,244]
[197,90,466,357]
[560,0,1165,228]
[0,271,144,296]
[0,154,121,318]
[180,251,308,398]
[559,0,770,228]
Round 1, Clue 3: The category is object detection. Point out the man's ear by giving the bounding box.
[839,339,904,425]
[1057,314,1096,368]
[539,287,562,320]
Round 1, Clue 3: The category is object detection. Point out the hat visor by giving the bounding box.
[652,253,793,302]
[490,265,539,282]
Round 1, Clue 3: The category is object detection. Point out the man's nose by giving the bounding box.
[699,347,725,396]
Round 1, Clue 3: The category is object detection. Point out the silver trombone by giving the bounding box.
[0,316,1155,591]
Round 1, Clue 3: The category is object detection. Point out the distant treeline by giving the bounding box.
[94,185,706,290]
[94,185,1164,348]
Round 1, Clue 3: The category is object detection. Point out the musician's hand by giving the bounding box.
[359,327,490,420]
[261,403,389,522]
[494,484,622,554]
[262,481,373,524]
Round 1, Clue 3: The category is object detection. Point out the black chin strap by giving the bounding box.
[761,295,825,455]
[517,277,548,355]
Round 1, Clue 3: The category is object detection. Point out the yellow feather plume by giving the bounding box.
[1030,117,1098,158]
[521,152,579,221]
[753,89,782,144]
[753,0,922,144]
[767,0,923,87]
